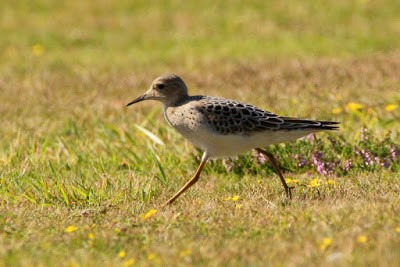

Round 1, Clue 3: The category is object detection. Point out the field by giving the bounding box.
[1,1,400,266]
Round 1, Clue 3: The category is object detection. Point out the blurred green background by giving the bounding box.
[1,0,400,72]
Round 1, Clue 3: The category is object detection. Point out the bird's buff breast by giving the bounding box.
[164,106,259,158]
[164,106,206,137]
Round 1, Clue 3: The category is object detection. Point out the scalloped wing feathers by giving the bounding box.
[194,96,339,135]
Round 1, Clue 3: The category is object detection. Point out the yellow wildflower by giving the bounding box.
[148,253,157,260]
[231,195,240,201]
[148,253,161,264]
[326,179,337,186]
[346,102,364,112]
[224,195,240,201]
[286,178,299,185]
[320,237,332,251]
[331,107,342,115]
[140,209,158,220]
[65,225,78,233]
[32,44,44,56]
[123,258,135,267]
[396,226,400,233]
[309,178,321,188]
[357,235,368,243]
[88,233,95,240]
[385,104,398,112]
[235,204,242,209]
[118,250,126,258]
[180,249,192,257]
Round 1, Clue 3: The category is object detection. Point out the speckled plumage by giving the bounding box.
[162,94,338,158]
[127,74,339,205]
[195,96,338,135]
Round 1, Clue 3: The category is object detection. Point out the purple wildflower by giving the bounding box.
[360,149,374,166]
[312,151,329,175]
[223,159,235,173]
[374,156,380,166]
[390,145,399,161]
[361,127,368,142]
[381,158,391,168]
[343,159,353,172]
[254,150,267,164]
[306,133,315,141]
[294,154,308,168]
[326,161,339,173]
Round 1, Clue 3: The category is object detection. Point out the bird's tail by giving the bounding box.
[278,117,340,131]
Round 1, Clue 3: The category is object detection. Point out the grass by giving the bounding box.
[1,0,400,266]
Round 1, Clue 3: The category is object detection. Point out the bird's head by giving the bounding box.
[127,74,189,107]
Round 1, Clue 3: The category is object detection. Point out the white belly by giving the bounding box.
[178,127,312,158]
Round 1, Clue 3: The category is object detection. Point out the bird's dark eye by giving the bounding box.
[156,84,165,89]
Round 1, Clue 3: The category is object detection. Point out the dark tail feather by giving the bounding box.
[279,117,340,131]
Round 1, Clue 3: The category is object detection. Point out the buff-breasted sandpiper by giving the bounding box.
[127,74,339,206]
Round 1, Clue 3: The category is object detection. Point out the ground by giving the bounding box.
[0,1,400,266]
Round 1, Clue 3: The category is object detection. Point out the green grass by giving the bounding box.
[1,1,400,266]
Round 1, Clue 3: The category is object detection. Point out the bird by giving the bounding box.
[127,74,339,207]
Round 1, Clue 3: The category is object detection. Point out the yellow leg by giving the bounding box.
[255,148,293,199]
[162,152,208,207]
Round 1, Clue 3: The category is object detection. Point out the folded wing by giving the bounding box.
[196,97,339,135]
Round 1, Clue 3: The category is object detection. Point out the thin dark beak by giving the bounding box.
[126,94,146,106]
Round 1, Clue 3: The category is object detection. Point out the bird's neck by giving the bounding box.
[163,94,190,108]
